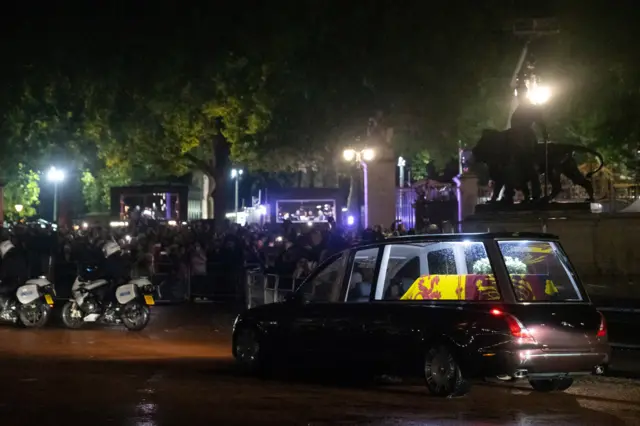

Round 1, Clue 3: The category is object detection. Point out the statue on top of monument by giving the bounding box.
[510,81,549,141]
[504,80,547,201]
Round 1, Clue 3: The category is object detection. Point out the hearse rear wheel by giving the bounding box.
[423,344,470,397]
[529,377,574,392]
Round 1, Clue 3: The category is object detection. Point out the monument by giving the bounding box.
[447,17,640,301]
[462,132,640,302]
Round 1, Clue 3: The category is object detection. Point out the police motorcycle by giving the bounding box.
[0,241,55,328]
[61,241,156,331]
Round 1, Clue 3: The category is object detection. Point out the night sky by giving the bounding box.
[1,1,639,219]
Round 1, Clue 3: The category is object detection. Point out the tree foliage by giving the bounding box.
[4,164,40,219]
[2,1,640,216]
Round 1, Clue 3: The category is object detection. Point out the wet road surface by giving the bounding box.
[0,304,639,425]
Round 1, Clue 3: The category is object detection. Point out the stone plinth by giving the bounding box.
[463,209,640,299]
[474,201,591,215]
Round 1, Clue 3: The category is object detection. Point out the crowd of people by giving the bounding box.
[1,219,416,301]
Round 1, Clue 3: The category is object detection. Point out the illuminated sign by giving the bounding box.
[275,199,336,223]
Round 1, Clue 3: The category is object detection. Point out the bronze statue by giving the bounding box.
[508,83,546,200]
[472,129,604,203]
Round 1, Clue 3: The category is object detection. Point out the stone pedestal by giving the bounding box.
[462,208,640,300]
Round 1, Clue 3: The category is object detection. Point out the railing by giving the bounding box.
[50,256,302,307]
[245,270,303,308]
[150,262,190,303]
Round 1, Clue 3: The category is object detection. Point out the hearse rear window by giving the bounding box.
[377,241,501,301]
[497,240,583,302]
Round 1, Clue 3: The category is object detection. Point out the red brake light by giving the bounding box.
[597,311,607,338]
[490,309,536,344]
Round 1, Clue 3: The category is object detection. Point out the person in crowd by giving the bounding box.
[0,213,441,305]
[190,241,208,295]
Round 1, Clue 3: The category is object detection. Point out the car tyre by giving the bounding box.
[423,344,470,397]
[529,377,573,392]
[61,301,85,329]
[555,377,574,391]
[233,327,269,375]
[18,302,51,328]
[121,302,151,331]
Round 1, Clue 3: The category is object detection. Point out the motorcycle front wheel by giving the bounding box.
[19,301,51,328]
[121,301,150,331]
[61,301,85,329]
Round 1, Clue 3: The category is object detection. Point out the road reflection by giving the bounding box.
[0,305,635,425]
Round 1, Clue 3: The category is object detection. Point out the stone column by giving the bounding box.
[202,175,210,219]
[459,173,479,222]
[0,185,4,225]
[367,156,396,229]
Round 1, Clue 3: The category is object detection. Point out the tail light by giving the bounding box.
[490,308,537,345]
[596,311,607,338]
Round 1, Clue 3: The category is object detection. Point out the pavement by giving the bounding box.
[0,304,640,425]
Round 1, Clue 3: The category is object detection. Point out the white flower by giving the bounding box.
[504,256,527,275]
[473,258,492,274]
[472,256,527,275]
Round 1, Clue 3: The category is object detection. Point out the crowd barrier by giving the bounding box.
[245,270,303,308]
[48,255,302,307]
[50,259,252,305]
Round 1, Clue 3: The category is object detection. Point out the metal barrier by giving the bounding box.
[50,258,262,305]
[188,261,254,303]
[151,262,189,303]
[245,270,303,308]
[52,260,77,300]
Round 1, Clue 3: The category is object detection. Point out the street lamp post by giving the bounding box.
[397,156,406,188]
[231,168,243,223]
[47,166,65,223]
[343,148,375,228]
[527,82,552,198]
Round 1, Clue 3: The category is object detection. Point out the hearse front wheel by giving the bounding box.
[423,344,470,397]
[529,377,574,392]
[233,327,268,374]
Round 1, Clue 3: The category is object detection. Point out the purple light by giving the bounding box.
[347,215,355,226]
[453,175,462,233]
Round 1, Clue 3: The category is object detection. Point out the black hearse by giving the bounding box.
[233,232,609,397]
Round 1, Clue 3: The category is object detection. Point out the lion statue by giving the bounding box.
[472,129,604,203]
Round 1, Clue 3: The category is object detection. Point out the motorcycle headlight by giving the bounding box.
[40,285,55,296]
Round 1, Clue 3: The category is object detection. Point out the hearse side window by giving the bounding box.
[378,245,423,300]
[375,241,501,301]
[497,240,583,302]
[345,247,380,302]
[427,249,456,274]
[297,252,348,303]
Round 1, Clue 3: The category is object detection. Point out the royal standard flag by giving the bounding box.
[400,274,557,301]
